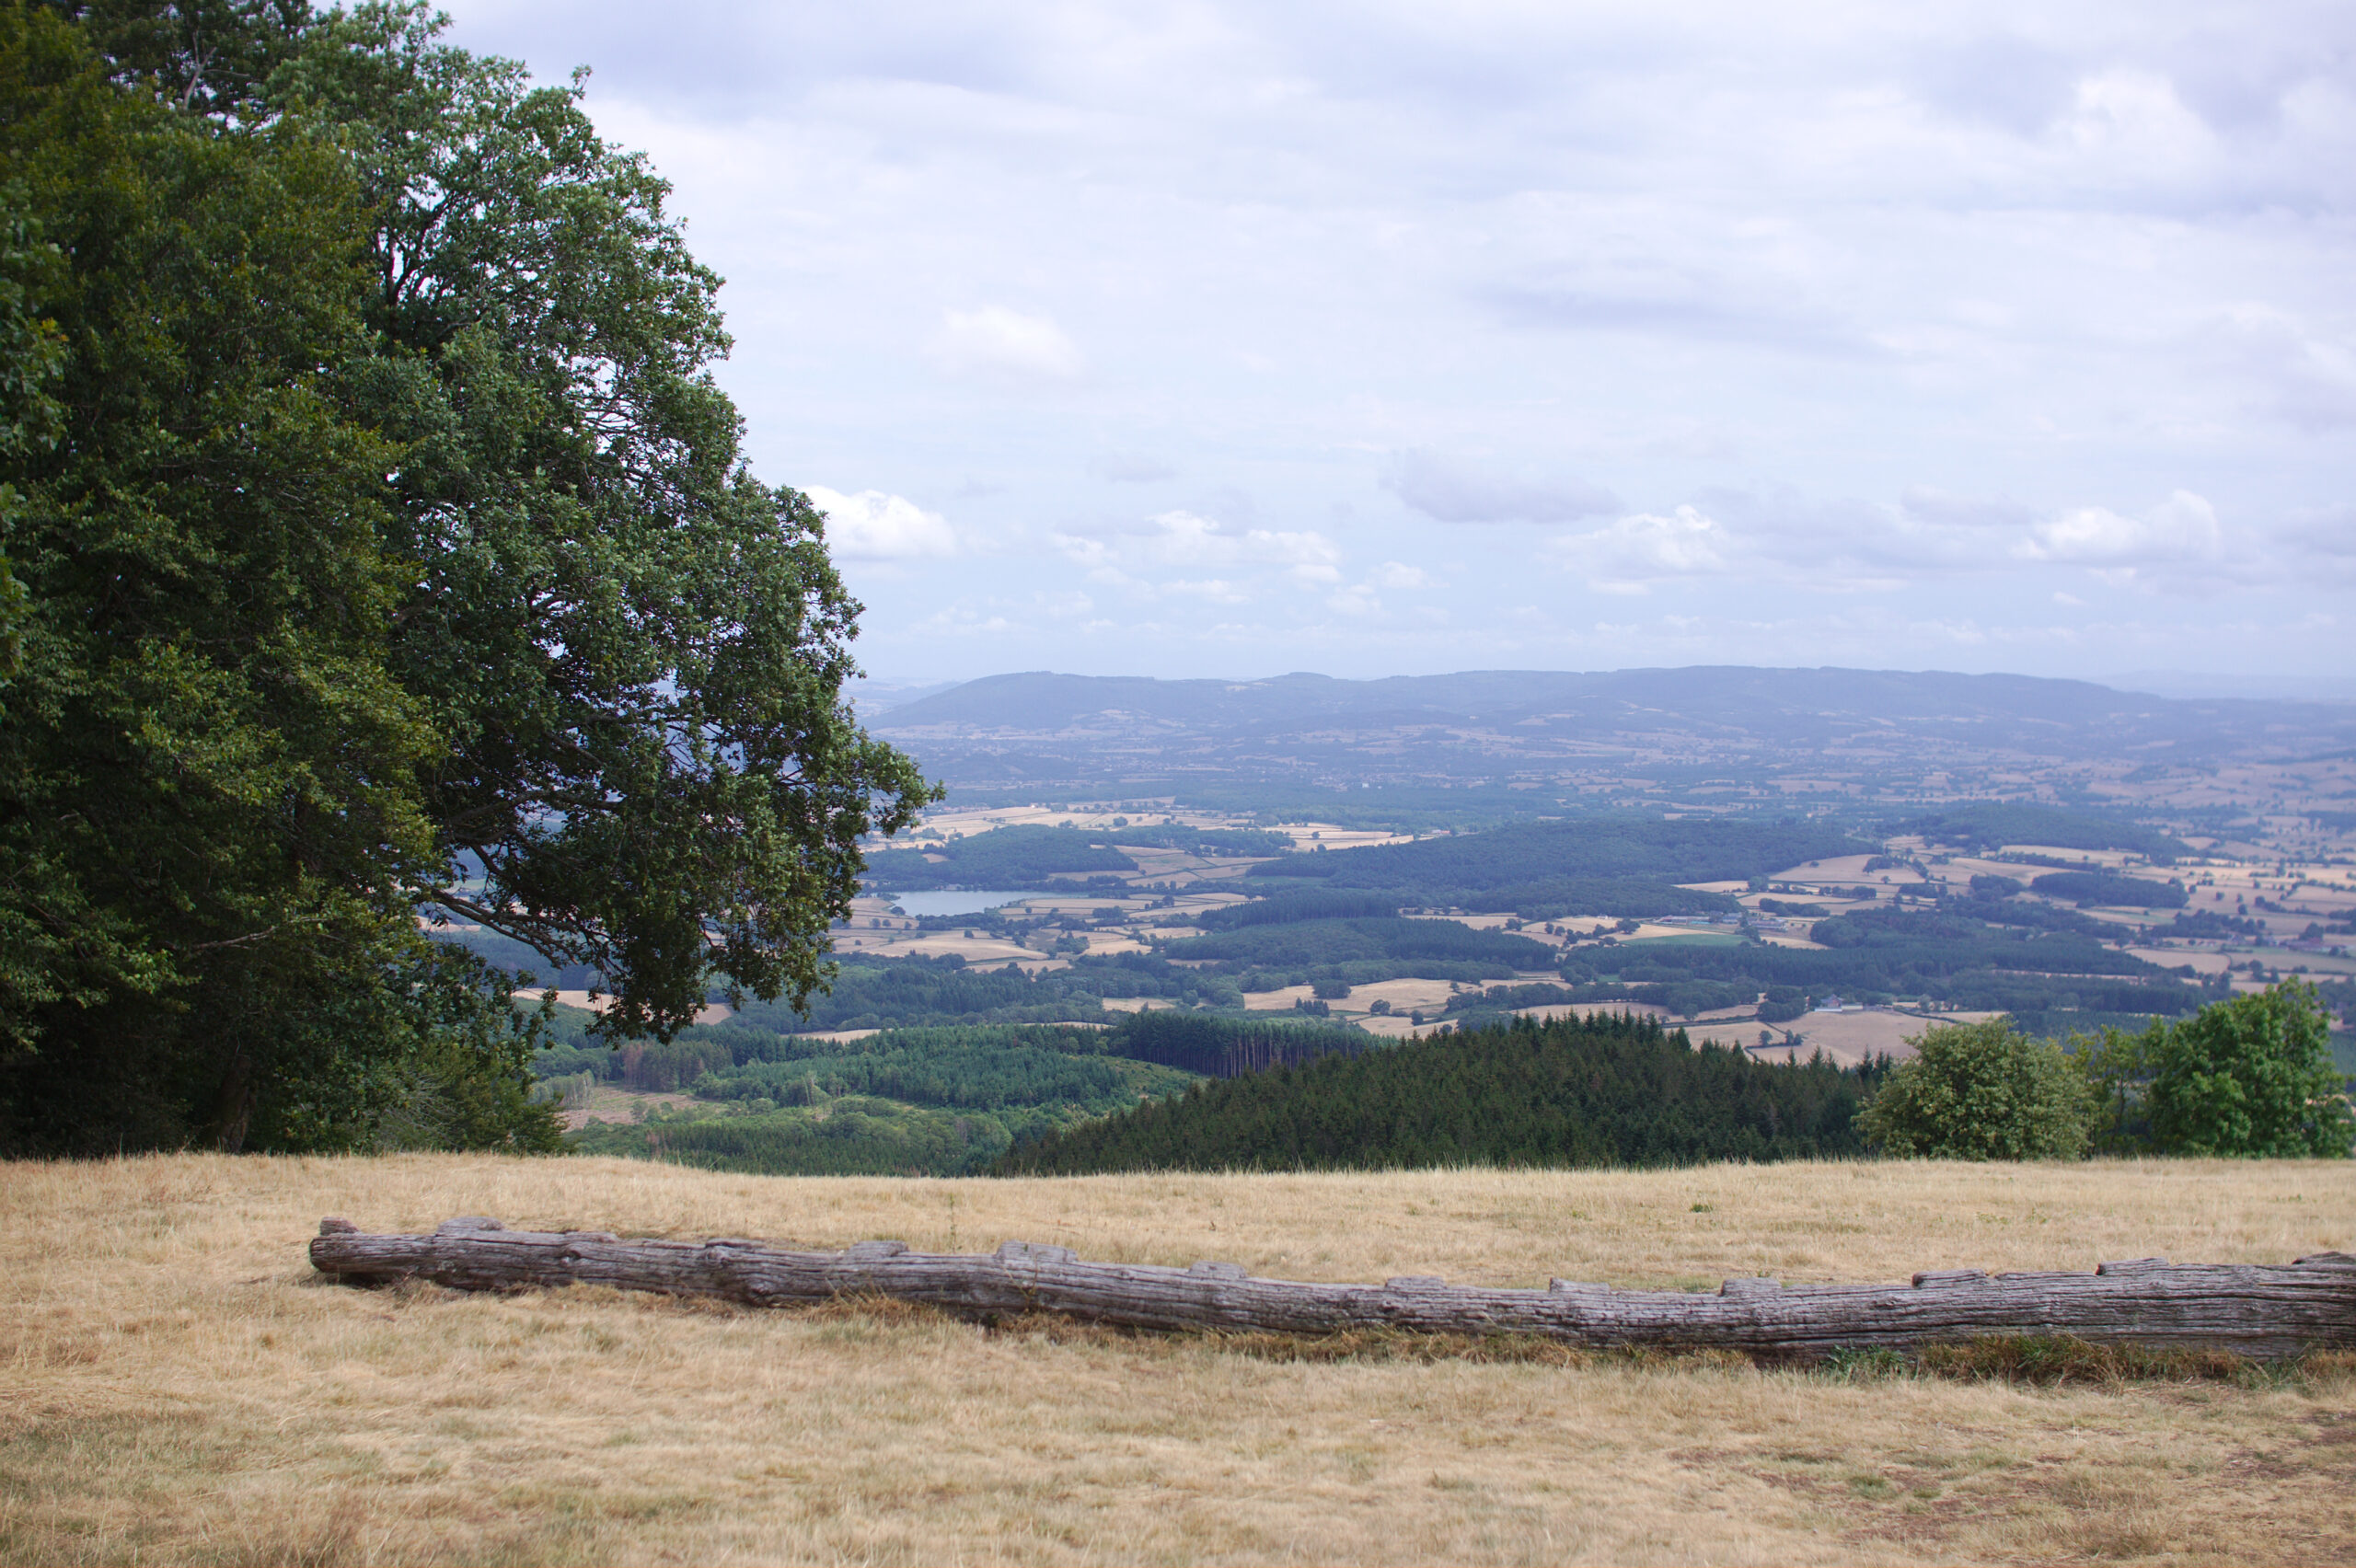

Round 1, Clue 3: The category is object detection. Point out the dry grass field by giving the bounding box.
[5,1154,2354,1566]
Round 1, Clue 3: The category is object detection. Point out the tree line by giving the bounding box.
[998,1011,1892,1174]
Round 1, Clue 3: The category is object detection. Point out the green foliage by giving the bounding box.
[271,4,931,1039]
[999,1012,1886,1174]
[572,1096,1022,1177]
[1163,916,1554,973]
[1857,1020,2090,1160]
[862,824,1135,892]
[0,2,926,1152]
[2028,871,2187,909]
[2067,1020,2165,1155]
[0,4,464,1150]
[688,1027,1194,1114]
[1107,1009,1369,1077]
[1097,823,1292,857]
[2146,981,2352,1158]
[720,951,1240,1032]
[1893,804,2188,859]
[1243,818,1862,918]
[1553,905,2199,1024]
[1195,889,1400,928]
[565,1019,1204,1175]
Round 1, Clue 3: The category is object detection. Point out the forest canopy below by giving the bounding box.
[1244,818,1864,918]
[0,1,929,1157]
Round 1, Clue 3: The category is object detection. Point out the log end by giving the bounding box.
[997,1240,1078,1266]
[2096,1257,2171,1276]
[436,1216,506,1235]
[1912,1269,1991,1288]
[318,1216,358,1236]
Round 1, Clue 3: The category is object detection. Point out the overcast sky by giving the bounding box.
[444,1,2354,693]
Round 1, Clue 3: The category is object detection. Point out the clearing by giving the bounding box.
[3,1155,2352,1565]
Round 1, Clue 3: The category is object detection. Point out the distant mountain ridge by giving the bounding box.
[878,666,2346,744]
[892,665,2344,740]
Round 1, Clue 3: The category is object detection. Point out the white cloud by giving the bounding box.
[1384,450,1619,525]
[2016,490,2223,577]
[1091,451,1178,482]
[1372,560,1433,589]
[1057,509,1342,588]
[1165,577,1253,603]
[2272,507,2356,582]
[931,306,1085,381]
[1548,507,1734,592]
[805,487,961,560]
[443,1,2356,683]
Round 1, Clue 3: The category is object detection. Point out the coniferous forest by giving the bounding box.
[997,1012,1891,1174]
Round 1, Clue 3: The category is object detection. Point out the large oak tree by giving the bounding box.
[0,1,932,1153]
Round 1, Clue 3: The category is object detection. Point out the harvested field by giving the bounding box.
[3,1154,2353,1565]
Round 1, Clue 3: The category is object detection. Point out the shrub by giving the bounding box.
[1859,1019,2089,1160]
[2147,981,2352,1158]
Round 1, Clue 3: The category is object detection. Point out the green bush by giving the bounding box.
[1859,1020,2089,1160]
[2147,982,2352,1158]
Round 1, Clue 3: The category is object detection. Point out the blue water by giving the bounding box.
[888,890,1040,917]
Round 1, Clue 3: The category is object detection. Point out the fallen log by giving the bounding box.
[309,1217,2356,1361]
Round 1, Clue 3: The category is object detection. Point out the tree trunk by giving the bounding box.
[308,1218,2356,1361]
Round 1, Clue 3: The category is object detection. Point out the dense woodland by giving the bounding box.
[1507,903,2216,1037]
[998,1012,1891,1174]
[1894,805,2189,859]
[552,1012,1361,1175]
[2029,870,2189,909]
[1244,818,1862,918]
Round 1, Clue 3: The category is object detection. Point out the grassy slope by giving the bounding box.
[2,1154,2352,1565]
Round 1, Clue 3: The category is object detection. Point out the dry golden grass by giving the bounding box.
[4,1154,2354,1566]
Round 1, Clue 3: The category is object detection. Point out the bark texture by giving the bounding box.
[309,1218,2356,1360]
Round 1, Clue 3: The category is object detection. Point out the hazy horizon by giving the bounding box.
[444,1,2354,686]
[851,663,2356,708]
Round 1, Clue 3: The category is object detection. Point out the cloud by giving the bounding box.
[442,1,2356,684]
[1372,560,1433,589]
[931,306,1085,381]
[1054,509,1343,594]
[1383,450,1619,525]
[1548,506,1733,592]
[805,487,961,560]
[2203,305,2356,432]
[1896,488,2038,534]
[2015,490,2223,577]
[1091,451,1178,482]
[2279,507,2356,564]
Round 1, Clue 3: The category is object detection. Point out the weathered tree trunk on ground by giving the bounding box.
[309,1218,2356,1361]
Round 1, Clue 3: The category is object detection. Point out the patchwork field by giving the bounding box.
[5,1154,2352,1565]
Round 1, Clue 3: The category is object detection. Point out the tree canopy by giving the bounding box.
[0,1,930,1154]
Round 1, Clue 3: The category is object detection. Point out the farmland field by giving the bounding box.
[4,1154,2352,1565]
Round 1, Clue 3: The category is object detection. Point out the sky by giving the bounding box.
[441,1,2356,693]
